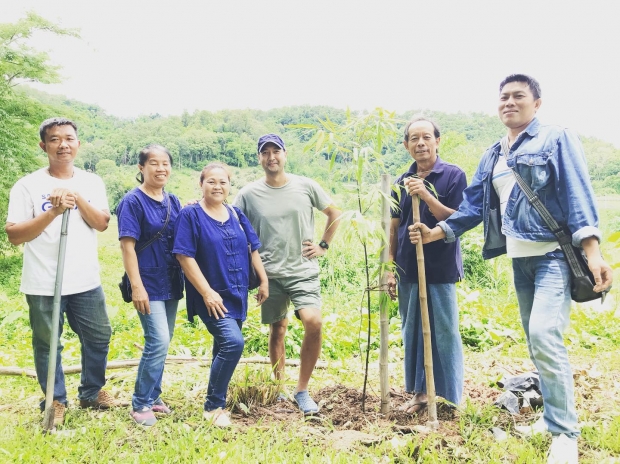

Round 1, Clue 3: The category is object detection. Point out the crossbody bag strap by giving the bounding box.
[135,192,172,255]
[226,204,244,230]
[226,203,253,244]
[510,168,586,277]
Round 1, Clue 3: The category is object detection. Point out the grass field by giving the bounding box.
[0,192,619,463]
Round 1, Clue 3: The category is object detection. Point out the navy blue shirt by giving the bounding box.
[391,157,466,284]
[117,188,184,301]
[172,204,261,323]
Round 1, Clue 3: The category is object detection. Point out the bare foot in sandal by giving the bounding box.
[398,393,428,414]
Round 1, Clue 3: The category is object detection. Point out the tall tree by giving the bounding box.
[0,12,79,253]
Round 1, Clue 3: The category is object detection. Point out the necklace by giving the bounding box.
[48,168,74,179]
[139,185,164,201]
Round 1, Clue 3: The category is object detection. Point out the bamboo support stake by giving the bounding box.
[412,195,439,429]
[379,174,391,414]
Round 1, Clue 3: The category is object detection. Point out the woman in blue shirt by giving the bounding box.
[117,144,183,427]
[173,162,268,427]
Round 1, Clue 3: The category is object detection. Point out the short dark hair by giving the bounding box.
[499,74,541,100]
[403,116,441,142]
[135,144,173,184]
[39,117,78,142]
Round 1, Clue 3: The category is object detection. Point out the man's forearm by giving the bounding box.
[421,194,455,222]
[76,196,110,231]
[427,225,447,243]
[320,207,341,245]
[5,209,61,245]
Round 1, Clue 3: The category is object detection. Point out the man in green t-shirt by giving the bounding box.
[234,134,341,415]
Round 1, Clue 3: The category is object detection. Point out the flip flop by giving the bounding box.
[398,399,428,414]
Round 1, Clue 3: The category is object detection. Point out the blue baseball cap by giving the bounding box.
[257,134,285,153]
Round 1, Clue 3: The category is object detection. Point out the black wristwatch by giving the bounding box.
[319,240,329,250]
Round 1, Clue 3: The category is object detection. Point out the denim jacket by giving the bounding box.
[438,118,600,259]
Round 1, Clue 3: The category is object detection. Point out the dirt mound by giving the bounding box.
[233,381,506,441]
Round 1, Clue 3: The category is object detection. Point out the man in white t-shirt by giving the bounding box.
[5,117,120,426]
[234,134,341,415]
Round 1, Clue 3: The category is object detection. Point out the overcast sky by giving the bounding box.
[3,0,620,146]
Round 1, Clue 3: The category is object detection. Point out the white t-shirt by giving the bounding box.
[6,167,109,296]
[493,137,558,258]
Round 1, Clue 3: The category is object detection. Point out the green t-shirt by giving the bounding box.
[234,174,333,279]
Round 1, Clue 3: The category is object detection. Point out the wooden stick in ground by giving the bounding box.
[412,195,439,429]
[379,174,391,414]
[0,357,327,378]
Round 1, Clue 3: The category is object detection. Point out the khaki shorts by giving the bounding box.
[261,275,322,324]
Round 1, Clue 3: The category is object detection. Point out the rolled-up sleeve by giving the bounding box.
[555,129,601,247]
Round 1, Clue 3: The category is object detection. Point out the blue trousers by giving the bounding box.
[201,316,244,411]
[133,299,179,411]
[397,282,464,405]
[27,286,111,406]
[513,253,578,437]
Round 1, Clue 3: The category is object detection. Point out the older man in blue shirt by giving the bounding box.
[387,116,467,415]
[410,74,613,464]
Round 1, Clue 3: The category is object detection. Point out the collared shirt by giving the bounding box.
[117,188,183,301]
[438,118,600,258]
[172,204,261,322]
[391,156,467,284]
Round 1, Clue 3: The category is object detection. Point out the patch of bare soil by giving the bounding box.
[232,380,509,445]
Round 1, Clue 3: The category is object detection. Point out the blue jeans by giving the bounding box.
[398,282,464,405]
[26,286,111,407]
[201,316,244,411]
[133,299,179,411]
[512,253,579,437]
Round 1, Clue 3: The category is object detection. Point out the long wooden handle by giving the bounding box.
[412,196,438,428]
[42,209,70,431]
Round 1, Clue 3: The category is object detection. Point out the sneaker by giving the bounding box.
[548,434,578,464]
[203,408,232,427]
[79,390,121,409]
[130,408,157,427]
[515,415,548,436]
[293,390,319,416]
[52,400,65,427]
[152,399,172,415]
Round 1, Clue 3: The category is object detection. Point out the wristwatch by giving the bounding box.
[319,240,329,250]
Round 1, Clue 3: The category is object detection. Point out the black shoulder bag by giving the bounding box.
[511,169,608,303]
[226,204,260,290]
[119,194,172,303]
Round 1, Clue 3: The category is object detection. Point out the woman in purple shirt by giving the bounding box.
[117,144,183,427]
[173,162,268,427]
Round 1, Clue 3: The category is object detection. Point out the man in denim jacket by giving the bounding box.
[409,74,613,464]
